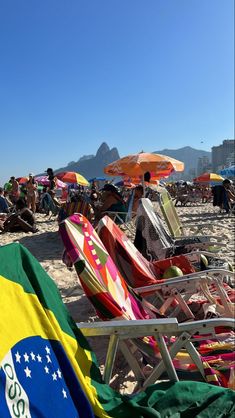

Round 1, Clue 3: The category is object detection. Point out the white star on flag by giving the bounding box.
[62,388,67,398]
[15,352,21,363]
[46,355,52,363]
[52,372,57,381]
[44,366,49,374]
[24,366,32,378]
[45,346,51,354]
[37,354,42,362]
[57,369,62,378]
[30,352,36,361]
[23,353,29,362]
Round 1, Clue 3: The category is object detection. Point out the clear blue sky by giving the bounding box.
[0,0,234,184]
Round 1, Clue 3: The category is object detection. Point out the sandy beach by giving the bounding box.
[1,202,234,393]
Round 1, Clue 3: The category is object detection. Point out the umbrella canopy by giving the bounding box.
[57,171,89,186]
[16,177,29,184]
[193,172,224,183]
[35,175,67,189]
[219,165,235,178]
[104,152,184,177]
[114,179,136,188]
[89,177,107,182]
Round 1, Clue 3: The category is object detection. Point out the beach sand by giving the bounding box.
[1,202,234,393]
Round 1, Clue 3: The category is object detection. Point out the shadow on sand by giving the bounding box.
[17,230,64,262]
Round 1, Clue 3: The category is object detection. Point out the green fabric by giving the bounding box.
[0,243,234,418]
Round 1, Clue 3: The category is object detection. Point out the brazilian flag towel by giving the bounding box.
[0,243,234,418]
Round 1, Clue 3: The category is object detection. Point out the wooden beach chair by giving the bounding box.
[59,214,235,389]
[97,215,234,319]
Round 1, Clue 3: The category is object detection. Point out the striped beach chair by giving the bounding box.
[59,214,235,389]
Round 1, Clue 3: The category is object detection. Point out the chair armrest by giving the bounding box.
[134,269,234,295]
[176,234,224,242]
[76,318,178,337]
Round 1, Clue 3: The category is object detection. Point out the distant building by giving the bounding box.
[197,156,212,175]
[212,139,235,172]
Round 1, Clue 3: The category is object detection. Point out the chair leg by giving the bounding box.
[142,331,192,389]
[104,334,119,384]
[119,341,146,383]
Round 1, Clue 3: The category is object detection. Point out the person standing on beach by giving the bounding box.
[46,168,57,190]
[9,176,19,203]
[26,173,38,213]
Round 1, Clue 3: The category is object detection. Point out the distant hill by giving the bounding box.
[154,146,211,176]
[49,144,211,181]
[54,142,120,180]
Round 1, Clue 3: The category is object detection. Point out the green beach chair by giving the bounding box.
[158,189,225,247]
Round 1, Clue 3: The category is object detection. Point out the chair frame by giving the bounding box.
[158,189,222,238]
[77,317,235,389]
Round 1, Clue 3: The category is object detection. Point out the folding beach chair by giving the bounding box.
[100,188,136,232]
[97,215,235,319]
[58,198,94,223]
[158,188,222,238]
[134,199,228,264]
[2,244,235,417]
[59,214,235,389]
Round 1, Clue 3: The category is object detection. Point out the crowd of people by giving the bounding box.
[0,167,235,235]
[0,168,61,233]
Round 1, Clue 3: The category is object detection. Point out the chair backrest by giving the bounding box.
[98,215,195,288]
[158,189,184,238]
[59,213,156,323]
[97,215,157,287]
[134,198,174,261]
[58,199,93,223]
[105,188,136,226]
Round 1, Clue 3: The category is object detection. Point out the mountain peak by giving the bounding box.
[96,142,110,157]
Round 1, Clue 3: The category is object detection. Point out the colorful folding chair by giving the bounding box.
[97,215,234,319]
[59,214,235,389]
[58,198,94,223]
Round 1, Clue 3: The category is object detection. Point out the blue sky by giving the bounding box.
[0,0,234,184]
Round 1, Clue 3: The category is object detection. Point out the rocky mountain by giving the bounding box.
[154,146,211,176]
[55,142,120,180]
[52,144,211,181]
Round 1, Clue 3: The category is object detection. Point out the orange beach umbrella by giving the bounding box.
[104,152,184,177]
[16,177,29,184]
